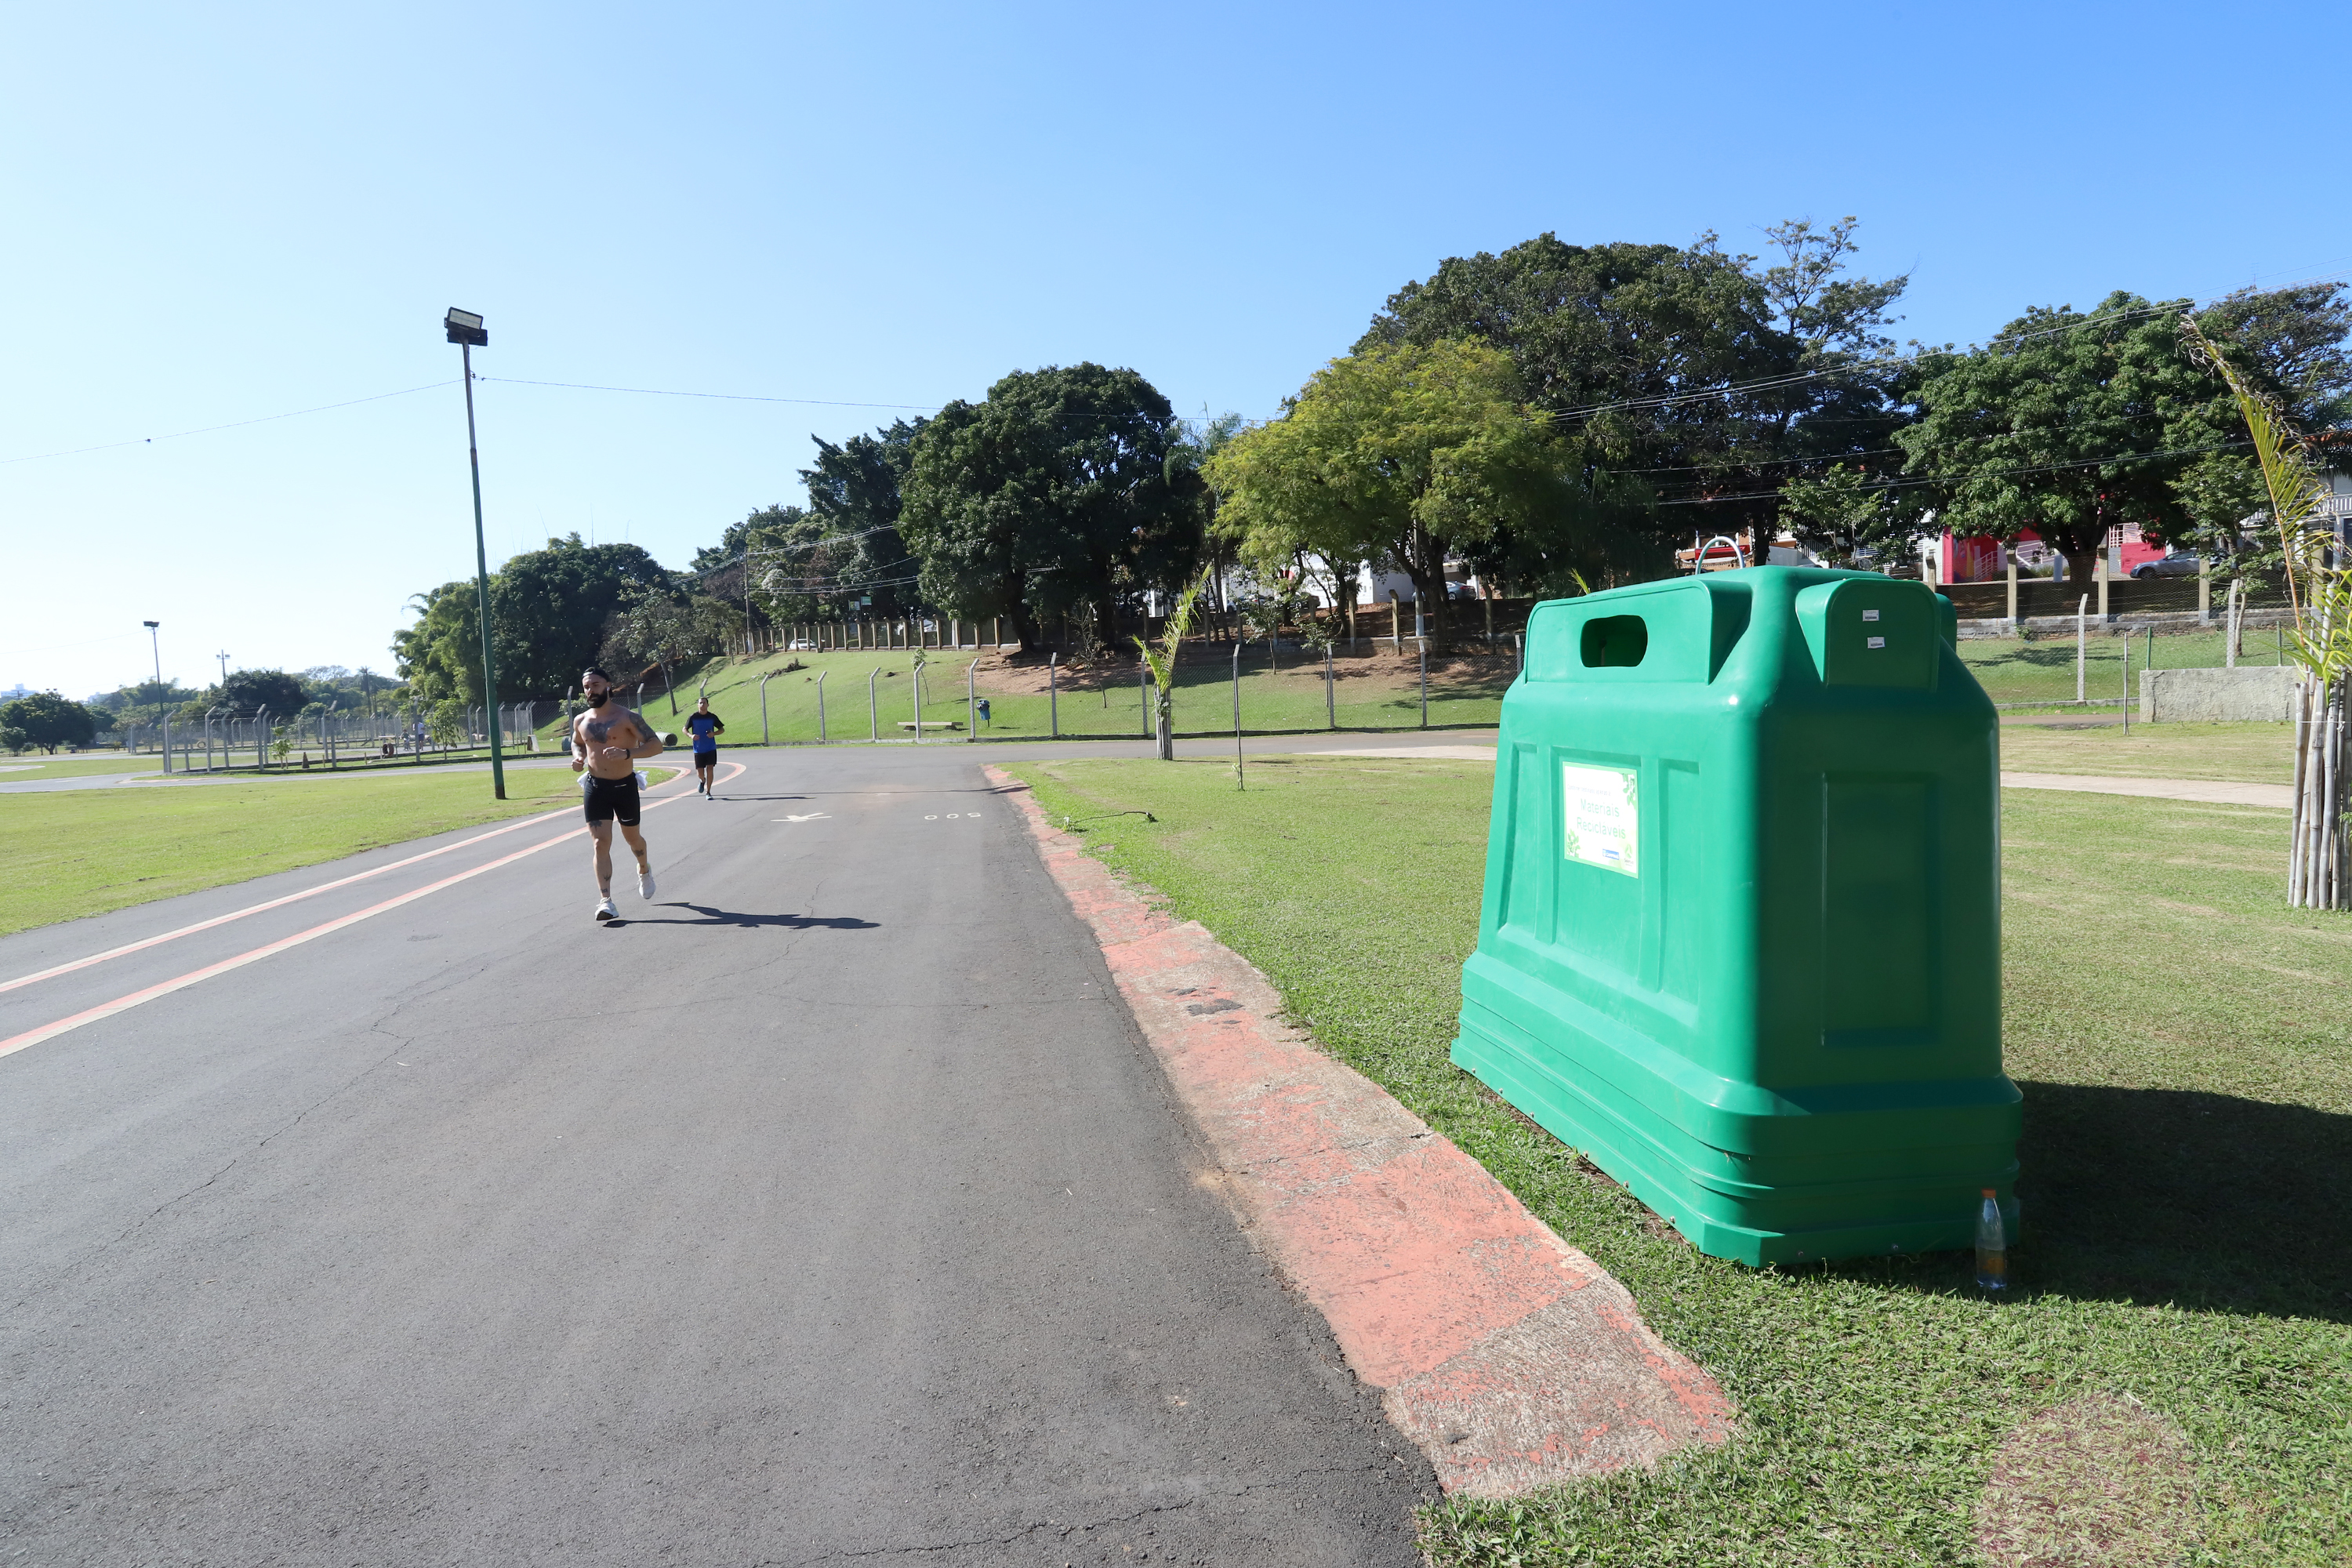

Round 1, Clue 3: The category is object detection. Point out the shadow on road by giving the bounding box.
[608,904,880,931]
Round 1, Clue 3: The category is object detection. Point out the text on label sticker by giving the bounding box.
[1862,608,1881,622]
[1561,762,1639,878]
[1867,636,1886,649]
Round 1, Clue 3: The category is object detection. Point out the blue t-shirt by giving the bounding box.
[685,713,723,753]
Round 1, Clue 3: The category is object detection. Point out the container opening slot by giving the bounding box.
[1581,615,1649,669]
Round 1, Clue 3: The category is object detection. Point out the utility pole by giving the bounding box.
[445,308,506,800]
[216,650,231,686]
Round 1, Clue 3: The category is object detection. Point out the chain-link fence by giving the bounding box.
[104,700,572,772]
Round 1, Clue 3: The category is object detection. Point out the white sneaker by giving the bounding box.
[594,898,618,922]
[637,869,657,901]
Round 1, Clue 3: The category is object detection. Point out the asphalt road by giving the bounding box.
[0,742,1443,1565]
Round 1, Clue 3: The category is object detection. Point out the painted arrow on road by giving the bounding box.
[774,813,830,822]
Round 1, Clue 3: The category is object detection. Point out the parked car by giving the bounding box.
[2132,553,2203,579]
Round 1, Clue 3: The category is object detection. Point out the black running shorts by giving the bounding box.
[583,773,641,826]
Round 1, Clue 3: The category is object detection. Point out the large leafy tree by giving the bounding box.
[1896,292,2261,585]
[898,365,1203,655]
[214,668,310,719]
[491,535,671,697]
[390,581,482,705]
[0,691,100,753]
[391,537,670,702]
[1206,339,1570,642]
[1359,223,1915,557]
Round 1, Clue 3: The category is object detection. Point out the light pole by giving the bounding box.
[142,621,172,774]
[445,307,506,800]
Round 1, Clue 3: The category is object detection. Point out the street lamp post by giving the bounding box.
[445,308,506,800]
[143,621,169,774]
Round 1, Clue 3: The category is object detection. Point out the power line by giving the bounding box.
[0,380,455,466]
[1653,436,2254,506]
[479,376,937,412]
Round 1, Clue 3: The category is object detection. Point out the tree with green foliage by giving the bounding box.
[1207,339,1569,644]
[1898,292,2245,585]
[1,691,100,753]
[1360,221,1916,561]
[390,581,481,706]
[492,535,672,696]
[392,537,672,702]
[212,668,310,720]
[0,726,28,755]
[899,365,1203,655]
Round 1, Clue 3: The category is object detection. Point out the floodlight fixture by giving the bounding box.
[444,307,488,347]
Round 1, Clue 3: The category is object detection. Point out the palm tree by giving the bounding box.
[2183,319,2350,908]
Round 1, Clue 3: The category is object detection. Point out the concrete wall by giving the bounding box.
[2139,666,2299,723]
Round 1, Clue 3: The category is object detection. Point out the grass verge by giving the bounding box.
[635,644,1513,745]
[1010,754,2350,1566]
[1994,720,2294,784]
[0,766,674,937]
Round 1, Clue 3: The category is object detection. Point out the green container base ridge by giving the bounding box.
[1452,565,2020,1266]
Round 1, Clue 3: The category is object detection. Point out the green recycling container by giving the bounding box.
[1453,566,2020,1266]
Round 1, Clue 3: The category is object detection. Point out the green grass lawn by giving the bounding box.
[0,753,165,779]
[1011,754,2351,1566]
[1998,720,2295,784]
[0,766,675,937]
[1962,627,2292,706]
[624,642,1514,746]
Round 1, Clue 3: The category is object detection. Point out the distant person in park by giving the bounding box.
[684,696,724,798]
[572,665,665,922]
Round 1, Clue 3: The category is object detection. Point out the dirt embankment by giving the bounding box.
[966,643,1515,699]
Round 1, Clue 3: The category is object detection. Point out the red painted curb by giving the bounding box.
[988,767,1732,1499]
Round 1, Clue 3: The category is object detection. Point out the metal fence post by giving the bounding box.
[1232,640,1243,789]
[759,670,773,746]
[912,664,923,745]
[1049,653,1059,739]
[967,659,977,742]
[868,666,880,742]
[2075,594,2089,702]
[817,670,828,743]
[255,705,270,768]
[1326,644,1335,729]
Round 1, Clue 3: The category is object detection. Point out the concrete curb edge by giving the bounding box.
[986,765,1733,1499]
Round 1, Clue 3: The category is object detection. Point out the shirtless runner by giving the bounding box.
[572,665,666,921]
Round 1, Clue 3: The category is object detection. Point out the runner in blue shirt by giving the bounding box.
[684,697,724,798]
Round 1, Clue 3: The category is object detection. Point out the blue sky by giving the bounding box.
[5,1,2347,697]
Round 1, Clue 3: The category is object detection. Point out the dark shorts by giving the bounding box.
[693,747,717,768]
[583,773,641,826]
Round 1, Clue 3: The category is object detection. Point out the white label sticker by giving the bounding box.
[1562,763,1639,877]
[1867,635,1886,649]
[1862,608,1881,622]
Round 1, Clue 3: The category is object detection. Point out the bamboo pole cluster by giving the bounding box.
[2182,318,2350,910]
[2289,675,2348,909]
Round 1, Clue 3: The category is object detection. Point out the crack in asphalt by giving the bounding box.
[812,1468,1392,1562]
[1,1021,418,1323]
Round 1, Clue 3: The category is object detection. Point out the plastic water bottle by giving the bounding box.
[1975,1189,2008,1291]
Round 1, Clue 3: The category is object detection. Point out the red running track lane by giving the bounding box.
[0,761,740,1062]
[985,764,1733,1499]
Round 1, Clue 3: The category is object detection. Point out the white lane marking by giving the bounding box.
[1,764,720,997]
[0,761,743,1062]
[774,813,829,822]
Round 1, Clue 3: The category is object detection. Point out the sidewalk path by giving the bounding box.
[1311,744,2296,811]
[1998,772,2293,809]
